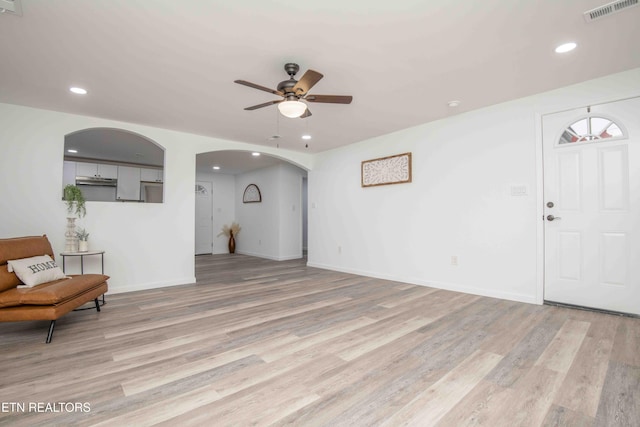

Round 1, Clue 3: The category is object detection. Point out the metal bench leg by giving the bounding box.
[46,320,56,344]
[95,298,101,312]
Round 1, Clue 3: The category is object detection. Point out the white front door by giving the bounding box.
[543,97,640,315]
[195,181,213,255]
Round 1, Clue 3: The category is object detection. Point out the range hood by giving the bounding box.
[75,176,117,186]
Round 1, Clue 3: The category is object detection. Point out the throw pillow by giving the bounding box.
[7,255,67,287]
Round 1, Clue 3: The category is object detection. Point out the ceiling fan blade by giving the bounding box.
[305,94,353,104]
[244,100,282,111]
[300,108,312,118]
[292,70,323,95]
[235,80,284,96]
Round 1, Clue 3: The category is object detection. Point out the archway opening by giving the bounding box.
[63,128,165,203]
[195,150,308,260]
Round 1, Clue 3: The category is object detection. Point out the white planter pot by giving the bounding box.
[78,240,89,252]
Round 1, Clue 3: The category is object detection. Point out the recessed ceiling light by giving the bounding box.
[555,42,577,53]
[69,87,88,95]
[67,149,78,153]
[252,152,261,157]
[302,135,312,140]
[213,166,220,170]
[447,100,460,108]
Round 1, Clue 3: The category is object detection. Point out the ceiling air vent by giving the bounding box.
[584,0,639,22]
[0,0,22,16]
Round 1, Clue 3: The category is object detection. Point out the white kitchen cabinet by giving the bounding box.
[76,162,118,179]
[98,164,118,179]
[75,162,96,177]
[116,166,141,201]
[62,161,76,187]
[140,168,163,183]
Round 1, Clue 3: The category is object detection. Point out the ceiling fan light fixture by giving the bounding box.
[278,100,307,118]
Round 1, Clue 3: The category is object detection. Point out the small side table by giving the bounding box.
[59,250,106,307]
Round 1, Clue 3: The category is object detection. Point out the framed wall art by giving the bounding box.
[361,152,412,187]
[242,183,262,203]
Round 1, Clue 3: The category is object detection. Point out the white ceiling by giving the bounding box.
[196,150,292,175]
[65,127,165,167]
[1,0,639,156]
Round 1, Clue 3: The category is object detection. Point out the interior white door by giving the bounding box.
[195,181,213,255]
[543,97,640,315]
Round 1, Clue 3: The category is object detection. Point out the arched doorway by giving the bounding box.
[195,150,308,260]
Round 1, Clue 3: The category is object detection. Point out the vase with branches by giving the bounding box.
[218,222,241,254]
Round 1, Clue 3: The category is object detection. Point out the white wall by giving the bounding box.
[0,103,313,293]
[195,171,236,254]
[308,67,640,304]
[278,163,305,260]
[2,67,638,302]
[235,163,306,260]
[302,177,308,251]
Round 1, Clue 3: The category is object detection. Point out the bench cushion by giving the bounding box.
[0,235,54,265]
[0,274,109,308]
[0,265,21,294]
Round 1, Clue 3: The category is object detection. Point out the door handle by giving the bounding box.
[546,215,561,221]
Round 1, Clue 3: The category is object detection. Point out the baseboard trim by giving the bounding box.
[107,276,197,294]
[306,261,537,305]
[236,250,303,261]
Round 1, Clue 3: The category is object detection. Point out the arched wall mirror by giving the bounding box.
[63,128,165,203]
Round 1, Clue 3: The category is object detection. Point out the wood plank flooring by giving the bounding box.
[0,254,638,426]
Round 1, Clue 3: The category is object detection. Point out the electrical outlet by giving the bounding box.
[258,239,261,245]
[451,255,458,266]
[338,245,342,254]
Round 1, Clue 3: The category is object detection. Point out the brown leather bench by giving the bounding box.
[0,235,108,343]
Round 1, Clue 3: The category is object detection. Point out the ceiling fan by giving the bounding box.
[234,63,353,118]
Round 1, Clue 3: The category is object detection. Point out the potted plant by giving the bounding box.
[218,222,241,253]
[76,228,90,252]
[63,184,86,252]
[63,184,87,218]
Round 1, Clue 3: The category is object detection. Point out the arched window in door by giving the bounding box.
[558,115,627,145]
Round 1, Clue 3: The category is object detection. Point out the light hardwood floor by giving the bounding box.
[0,254,638,426]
